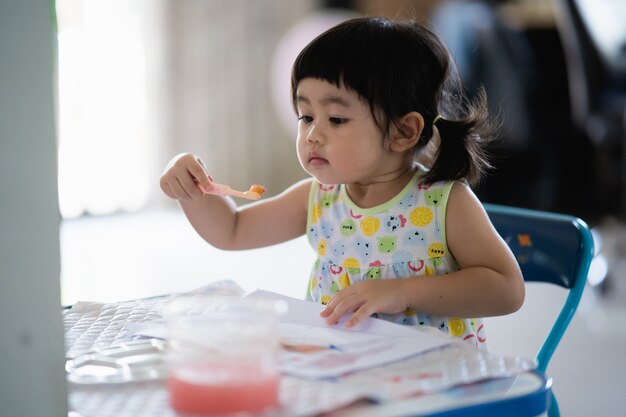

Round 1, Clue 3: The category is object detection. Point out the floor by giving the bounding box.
[61,209,626,417]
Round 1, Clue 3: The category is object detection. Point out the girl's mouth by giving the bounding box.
[308,153,329,166]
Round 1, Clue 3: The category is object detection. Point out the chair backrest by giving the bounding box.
[484,203,594,373]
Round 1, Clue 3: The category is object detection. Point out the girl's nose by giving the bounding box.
[307,125,322,143]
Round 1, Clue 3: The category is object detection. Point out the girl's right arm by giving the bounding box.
[159,153,311,250]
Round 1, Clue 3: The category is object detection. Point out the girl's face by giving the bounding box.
[295,78,401,185]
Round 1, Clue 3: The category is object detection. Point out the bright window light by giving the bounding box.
[56,0,152,218]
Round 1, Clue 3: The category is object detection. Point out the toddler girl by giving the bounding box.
[160,17,525,348]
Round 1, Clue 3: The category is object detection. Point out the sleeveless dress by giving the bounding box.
[305,167,487,348]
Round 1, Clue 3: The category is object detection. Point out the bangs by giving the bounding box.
[291,18,396,117]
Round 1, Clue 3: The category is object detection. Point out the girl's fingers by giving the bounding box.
[345,305,372,328]
[169,178,194,200]
[322,287,351,313]
[160,153,214,201]
[177,172,205,199]
[186,159,212,192]
[160,181,175,199]
[323,293,361,325]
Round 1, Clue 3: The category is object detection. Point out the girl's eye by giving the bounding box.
[298,115,313,124]
[330,117,347,126]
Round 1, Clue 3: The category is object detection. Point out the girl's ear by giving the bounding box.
[389,112,424,153]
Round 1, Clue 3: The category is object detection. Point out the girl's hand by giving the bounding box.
[320,279,409,328]
[160,153,213,201]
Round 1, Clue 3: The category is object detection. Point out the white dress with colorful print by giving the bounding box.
[305,168,487,349]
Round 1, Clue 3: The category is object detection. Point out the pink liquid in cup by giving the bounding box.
[168,362,280,416]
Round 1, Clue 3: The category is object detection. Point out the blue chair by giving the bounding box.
[484,204,595,417]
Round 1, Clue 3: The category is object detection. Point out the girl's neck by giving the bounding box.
[345,164,417,209]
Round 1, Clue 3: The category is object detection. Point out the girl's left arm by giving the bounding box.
[415,181,526,317]
[321,181,525,327]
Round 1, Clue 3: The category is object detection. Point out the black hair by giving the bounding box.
[291,17,495,186]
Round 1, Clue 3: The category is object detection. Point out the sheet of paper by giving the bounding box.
[134,289,454,379]
[247,290,454,379]
[248,289,422,337]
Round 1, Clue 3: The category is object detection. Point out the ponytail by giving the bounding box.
[421,87,496,187]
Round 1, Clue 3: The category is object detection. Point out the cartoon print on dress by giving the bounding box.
[329,241,345,263]
[352,236,372,259]
[398,189,419,209]
[339,218,357,237]
[401,307,418,324]
[349,208,362,219]
[338,272,351,288]
[428,243,445,266]
[320,295,332,305]
[317,239,327,256]
[342,257,360,275]
[476,323,486,344]
[309,224,320,240]
[369,260,383,268]
[391,250,412,278]
[363,266,381,280]
[462,320,480,347]
[329,263,343,275]
[408,259,425,273]
[377,236,397,253]
[424,188,444,206]
[402,229,426,247]
[448,318,466,337]
[417,313,431,326]
[463,333,478,348]
[437,319,449,332]
[428,242,445,258]
[330,280,340,294]
[319,193,337,209]
[393,266,407,280]
[319,261,331,281]
[431,257,444,267]
[311,203,322,225]
[360,216,380,236]
[409,206,434,227]
[383,214,408,233]
[392,250,412,263]
[319,219,335,239]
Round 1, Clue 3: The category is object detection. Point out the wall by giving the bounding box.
[0,1,68,415]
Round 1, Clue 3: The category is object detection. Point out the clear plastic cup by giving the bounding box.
[163,295,284,416]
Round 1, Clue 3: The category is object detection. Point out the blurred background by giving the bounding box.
[52,0,625,415]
